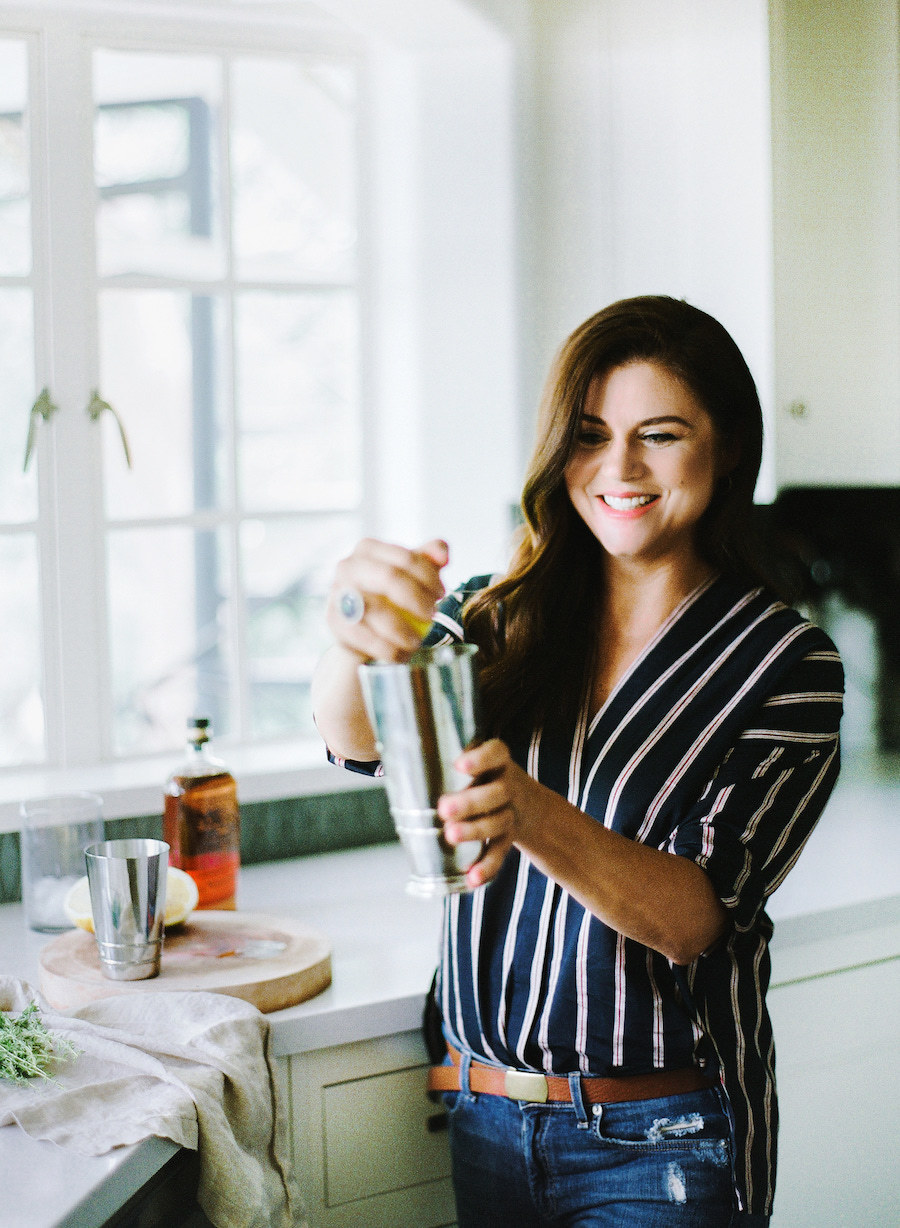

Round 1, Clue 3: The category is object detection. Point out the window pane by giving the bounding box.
[0,39,30,277]
[0,536,43,765]
[235,291,360,511]
[108,526,235,755]
[94,51,224,280]
[0,287,37,522]
[99,289,229,519]
[232,57,356,283]
[94,45,363,761]
[241,514,359,739]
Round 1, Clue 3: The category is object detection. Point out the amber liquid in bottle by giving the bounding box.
[164,719,240,910]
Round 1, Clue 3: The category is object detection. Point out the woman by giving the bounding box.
[312,296,843,1226]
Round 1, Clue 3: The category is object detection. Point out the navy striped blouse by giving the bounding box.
[331,573,843,1216]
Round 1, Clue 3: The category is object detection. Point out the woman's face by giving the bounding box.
[564,361,725,572]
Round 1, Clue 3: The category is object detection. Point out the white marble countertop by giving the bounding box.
[0,843,443,1228]
[0,1130,180,1228]
[1,842,446,1057]
[1,764,898,1228]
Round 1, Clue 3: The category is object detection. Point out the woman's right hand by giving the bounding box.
[326,537,449,663]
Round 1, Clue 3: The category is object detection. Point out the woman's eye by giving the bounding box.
[576,430,607,447]
[641,431,680,446]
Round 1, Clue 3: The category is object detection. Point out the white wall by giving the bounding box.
[317,0,781,593]
[319,0,523,585]
[369,0,778,497]
[523,0,776,495]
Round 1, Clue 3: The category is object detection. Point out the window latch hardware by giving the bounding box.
[86,390,133,468]
[23,387,60,472]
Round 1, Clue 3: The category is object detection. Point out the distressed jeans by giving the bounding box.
[443,1076,762,1227]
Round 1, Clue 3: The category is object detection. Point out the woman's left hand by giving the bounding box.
[437,735,729,962]
[436,738,533,888]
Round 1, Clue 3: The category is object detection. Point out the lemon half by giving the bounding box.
[64,866,199,932]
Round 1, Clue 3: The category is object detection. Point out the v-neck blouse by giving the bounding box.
[431,573,841,1216]
[329,573,843,1216]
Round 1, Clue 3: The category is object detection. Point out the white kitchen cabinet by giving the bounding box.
[283,961,900,1228]
[287,1030,456,1228]
[768,957,900,1226]
[769,0,900,487]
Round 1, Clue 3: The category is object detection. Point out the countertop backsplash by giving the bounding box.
[0,784,396,906]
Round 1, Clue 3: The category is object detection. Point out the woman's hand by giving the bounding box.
[437,739,534,888]
[312,535,448,762]
[327,537,449,662]
[437,737,728,962]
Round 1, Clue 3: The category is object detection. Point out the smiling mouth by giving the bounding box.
[601,494,659,510]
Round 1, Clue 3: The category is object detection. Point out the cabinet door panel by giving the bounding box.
[289,1031,456,1228]
[768,959,899,1226]
[323,1063,452,1204]
[770,0,900,486]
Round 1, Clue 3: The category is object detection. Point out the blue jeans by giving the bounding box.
[444,1079,765,1227]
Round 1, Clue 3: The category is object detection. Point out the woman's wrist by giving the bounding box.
[334,640,373,667]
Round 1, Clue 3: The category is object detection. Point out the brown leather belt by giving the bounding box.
[428,1045,715,1105]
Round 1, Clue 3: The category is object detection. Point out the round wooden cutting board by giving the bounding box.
[38,911,332,1014]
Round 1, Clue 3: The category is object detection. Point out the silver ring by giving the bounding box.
[337,586,365,624]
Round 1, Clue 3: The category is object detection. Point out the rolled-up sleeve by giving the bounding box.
[671,648,844,930]
[325,748,383,777]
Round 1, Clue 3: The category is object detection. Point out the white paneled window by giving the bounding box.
[0,9,364,777]
[0,2,520,823]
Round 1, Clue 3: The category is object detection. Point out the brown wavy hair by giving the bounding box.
[464,295,771,739]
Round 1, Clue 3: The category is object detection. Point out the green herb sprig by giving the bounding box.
[0,1002,78,1084]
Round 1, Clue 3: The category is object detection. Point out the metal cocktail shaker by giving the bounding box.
[84,838,169,980]
[358,643,483,896]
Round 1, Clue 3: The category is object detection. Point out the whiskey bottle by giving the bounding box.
[163,717,240,910]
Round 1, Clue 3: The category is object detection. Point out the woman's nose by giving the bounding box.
[601,437,644,480]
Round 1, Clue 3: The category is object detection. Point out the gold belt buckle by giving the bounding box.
[504,1069,549,1102]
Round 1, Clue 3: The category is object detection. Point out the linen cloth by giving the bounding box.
[0,977,306,1228]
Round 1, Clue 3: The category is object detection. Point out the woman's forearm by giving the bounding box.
[310,643,378,762]
[516,786,728,965]
[439,741,728,965]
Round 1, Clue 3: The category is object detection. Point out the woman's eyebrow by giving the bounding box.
[639,415,694,428]
[579,413,694,428]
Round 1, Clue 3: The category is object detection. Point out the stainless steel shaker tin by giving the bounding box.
[84,838,169,980]
[358,643,483,896]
